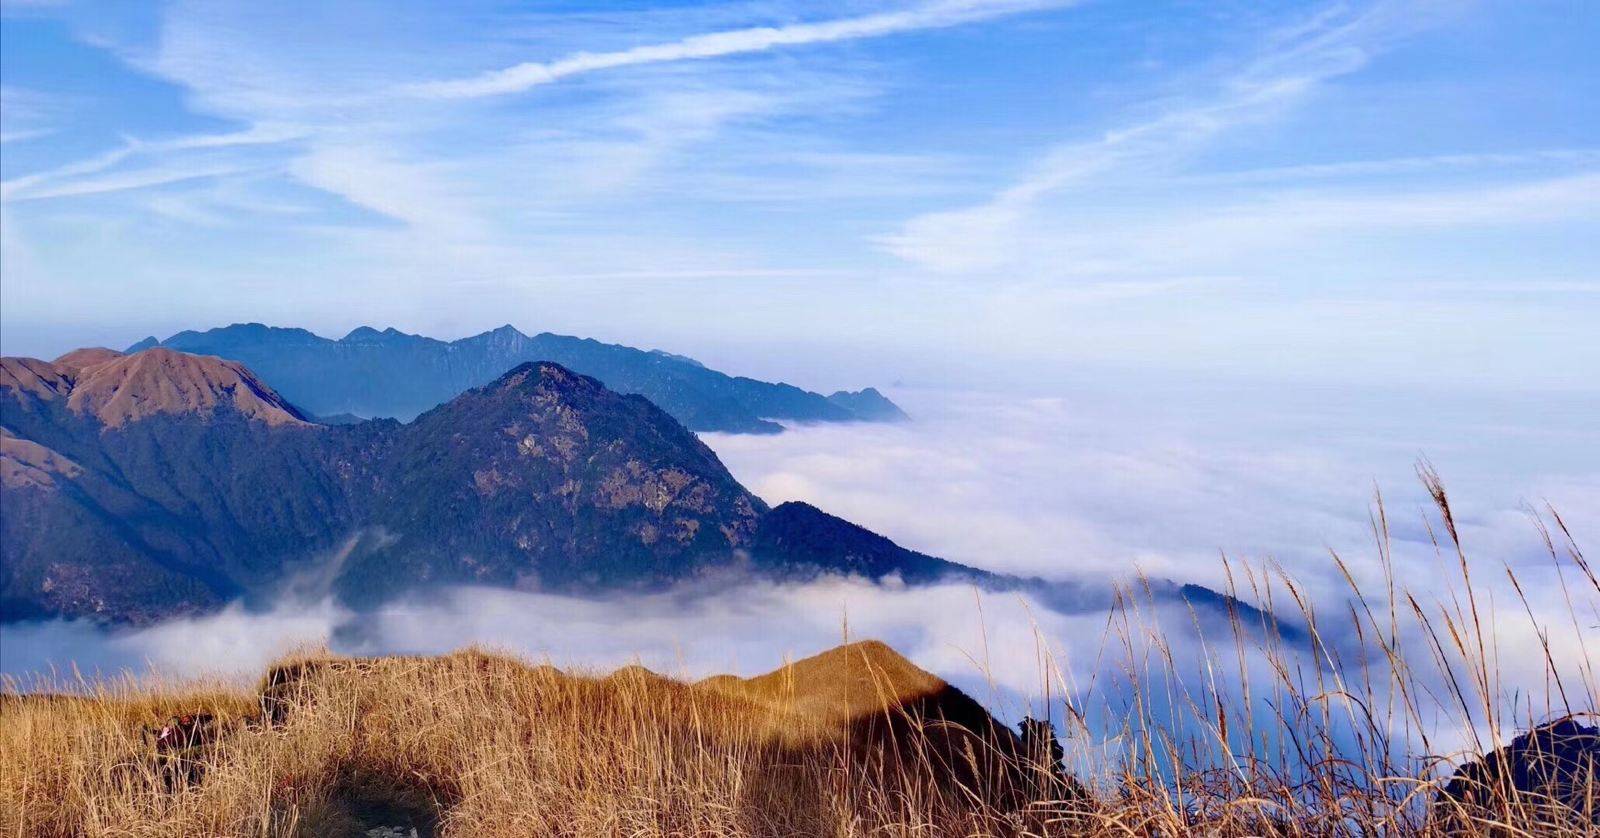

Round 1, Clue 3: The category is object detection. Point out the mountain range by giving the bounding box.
[130,323,907,433]
[0,346,1285,636]
[0,347,935,621]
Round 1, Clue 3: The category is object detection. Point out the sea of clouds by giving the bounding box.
[2,376,1594,763]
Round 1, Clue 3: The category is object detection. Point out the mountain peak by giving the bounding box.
[341,326,423,343]
[64,348,310,428]
[827,387,910,422]
[213,322,275,336]
[52,347,124,376]
[720,639,948,723]
[172,323,326,347]
[492,360,592,392]
[461,323,531,345]
[332,357,769,602]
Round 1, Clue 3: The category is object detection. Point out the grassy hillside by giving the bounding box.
[3,638,1594,837]
[2,643,1078,837]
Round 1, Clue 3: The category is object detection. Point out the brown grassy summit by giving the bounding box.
[1,347,309,428]
[708,639,948,722]
[65,348,310,428]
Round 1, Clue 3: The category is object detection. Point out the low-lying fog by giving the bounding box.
[711,378,1597,605]
[4,376,1594,756]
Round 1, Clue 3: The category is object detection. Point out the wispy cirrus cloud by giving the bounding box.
[877,1,1498,274]
[953,170,1600,285]
[0,85,67,145]
[408,0,1071,99]
[0,124,303,202]
[1187,148,1600,185]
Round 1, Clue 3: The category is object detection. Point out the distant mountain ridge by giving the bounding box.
[129,323,908,434]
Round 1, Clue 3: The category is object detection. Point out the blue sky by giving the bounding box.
[2,0,1596,392]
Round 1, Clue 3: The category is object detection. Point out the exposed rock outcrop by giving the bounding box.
[1434,718,1599,832]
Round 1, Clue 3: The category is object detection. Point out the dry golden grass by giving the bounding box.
[1,642,1077,837]
[2,474,1595,837]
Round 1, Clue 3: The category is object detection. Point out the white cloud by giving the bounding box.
[409,0,1071,99]
[0,124,302,203]
[0,85,59,143]
[287,145,488,239]
[3,557,1586,767]
[1189,148,1600,185]
[4,162,260,202]
[21,3,934,291]
[1191,172,1600,233]
[0,578,1096,703]
[969,171,1600,284]
[878,1,1453,273]
[706,386,1599,603]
